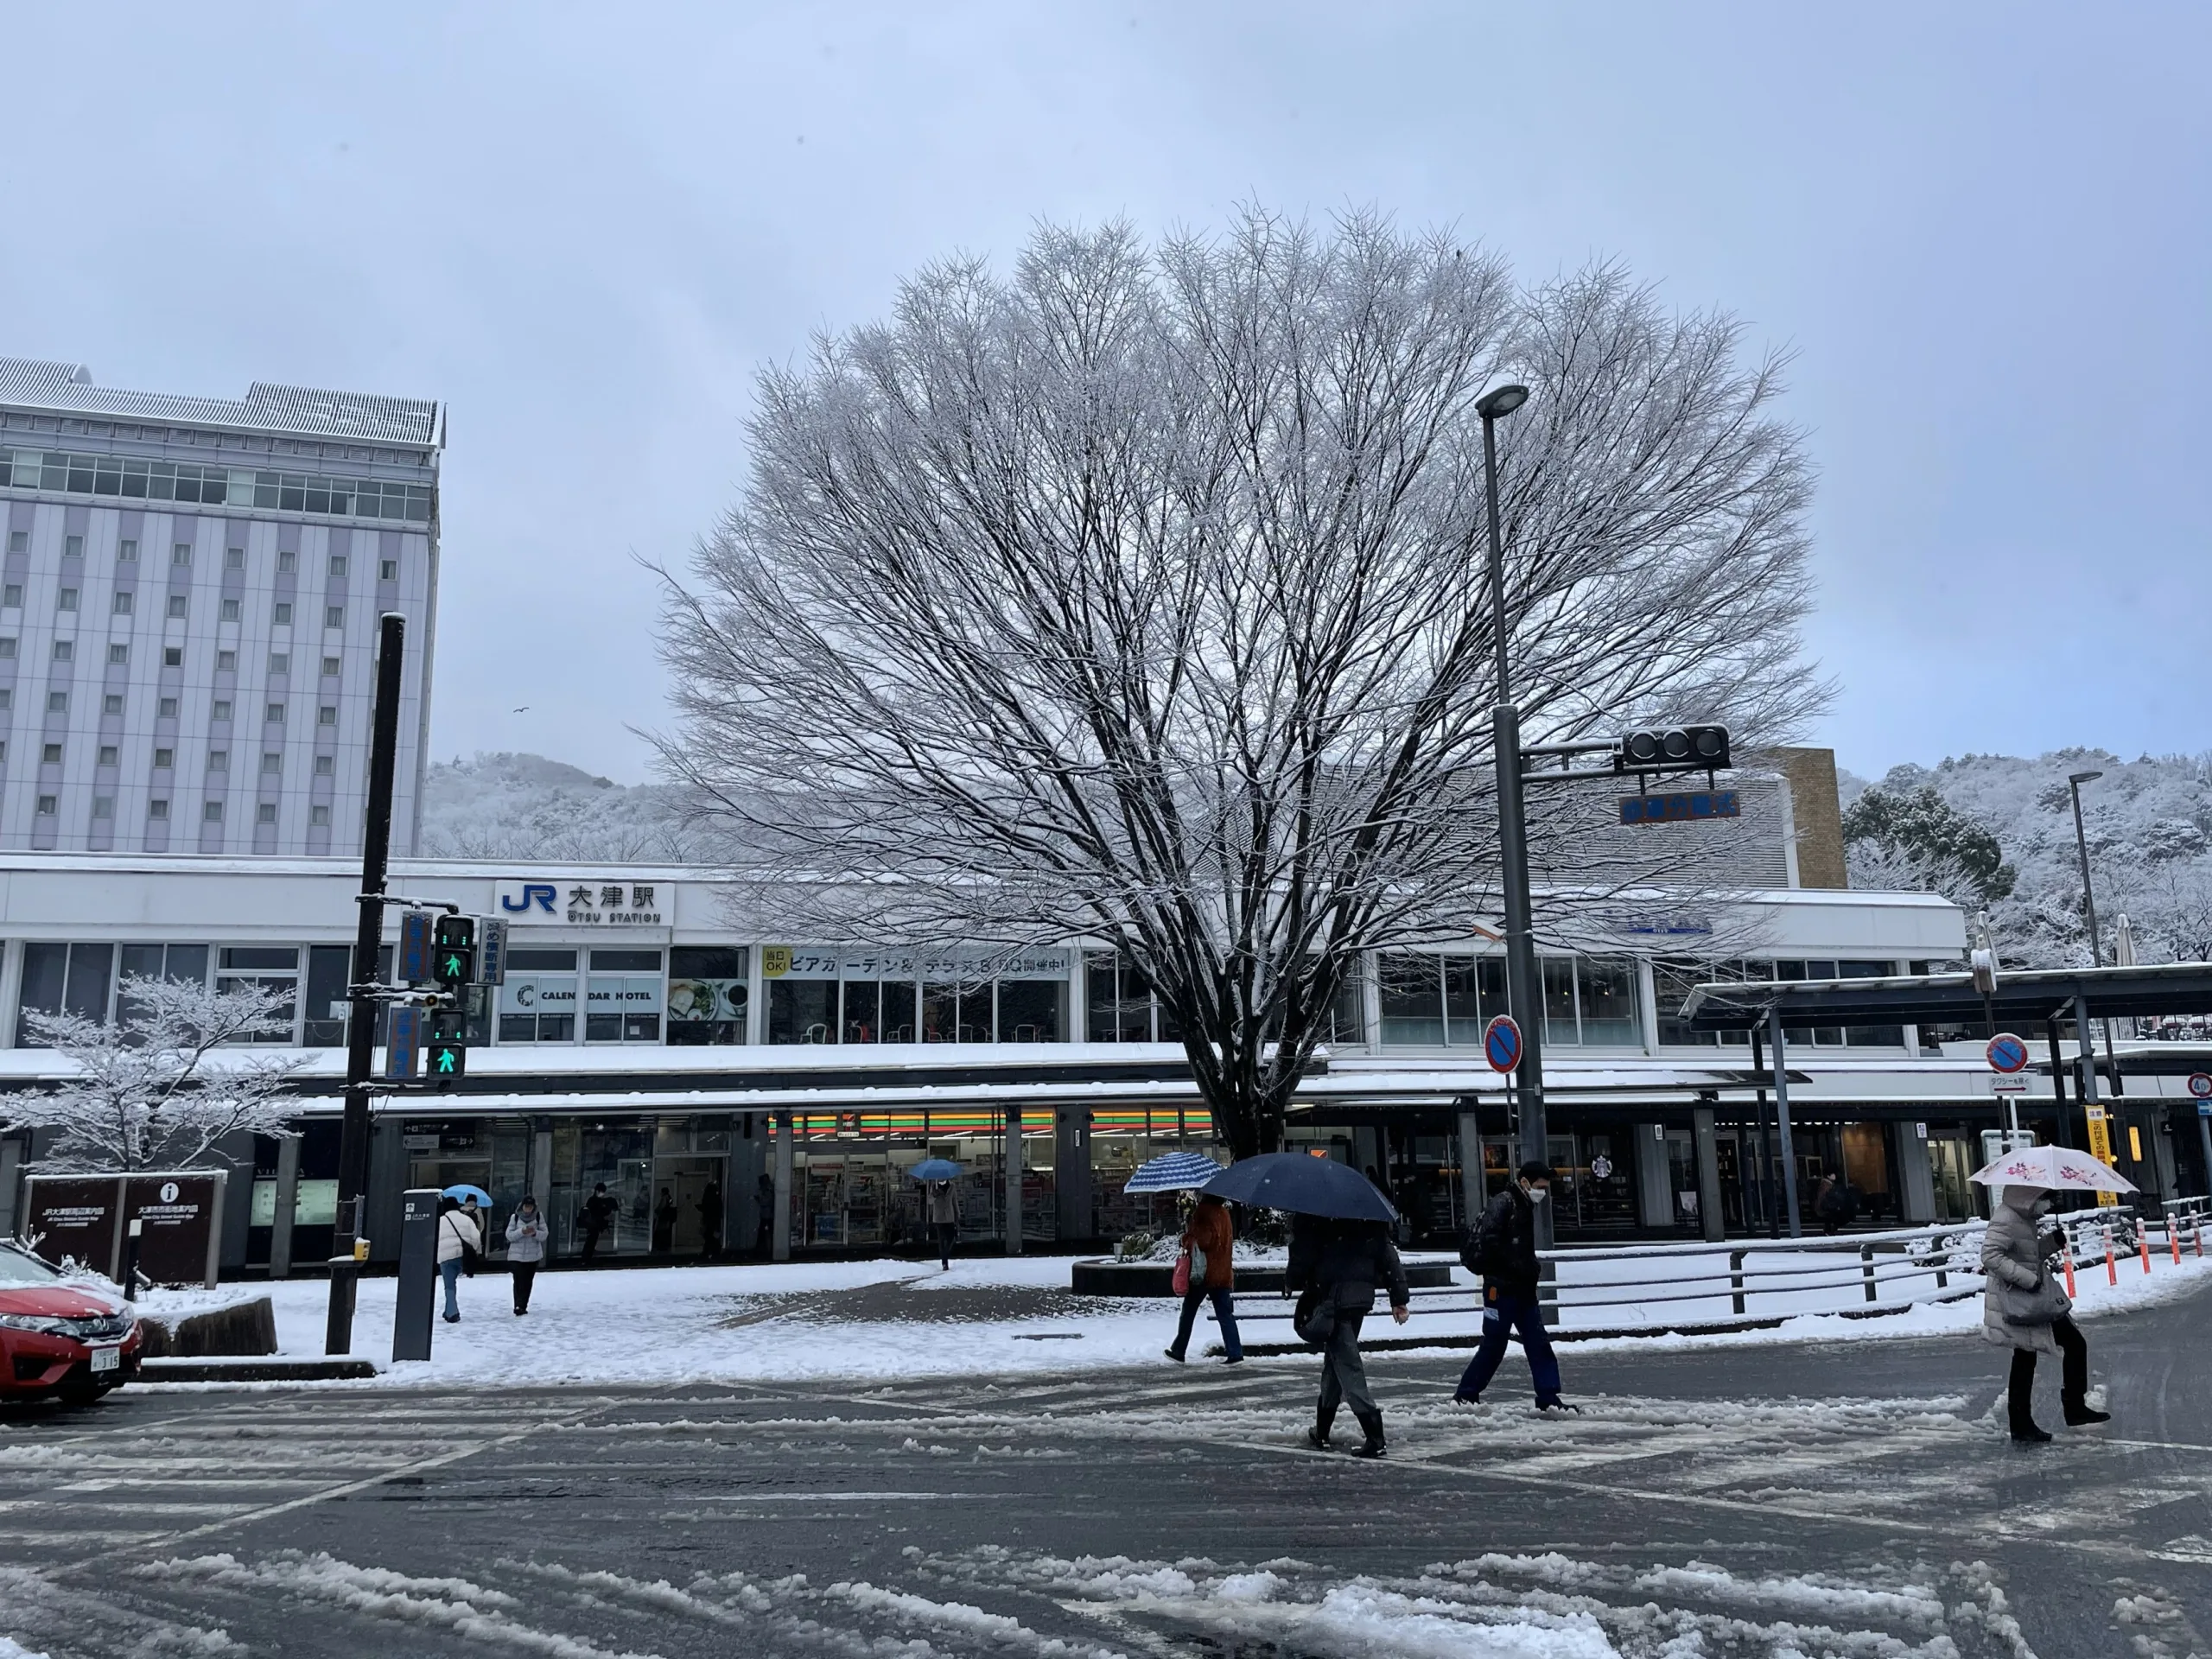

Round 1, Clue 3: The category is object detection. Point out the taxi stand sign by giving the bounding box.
[1986,1032,2031,1096]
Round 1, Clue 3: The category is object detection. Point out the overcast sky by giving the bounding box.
[5,4,2204,782]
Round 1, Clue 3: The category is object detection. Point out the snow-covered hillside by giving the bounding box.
[1842,749,2212,968]
[416,752,725,863]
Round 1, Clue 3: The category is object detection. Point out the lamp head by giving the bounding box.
[1476,384,1529,420]
[2069,770,2104,786]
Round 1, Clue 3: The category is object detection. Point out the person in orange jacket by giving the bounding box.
[1165,1193,1243,1363]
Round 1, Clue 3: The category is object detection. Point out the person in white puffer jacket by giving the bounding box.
[435,1197,480,1325]
[505,1195,550,1317]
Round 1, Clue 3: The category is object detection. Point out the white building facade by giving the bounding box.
[0,359,442,859]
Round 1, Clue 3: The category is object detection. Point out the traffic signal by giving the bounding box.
[1619,726,1730,772]
[397,910,434,986]
[385,1007,423,1079]
[426,1012,467,1090]
[432,914,474,989]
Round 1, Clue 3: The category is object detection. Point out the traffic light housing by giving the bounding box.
[426,1012,467,1090]
[1619,726,1730,773]
[432,914,475,989]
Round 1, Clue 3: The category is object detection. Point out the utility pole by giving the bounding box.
[326,612,407,1355]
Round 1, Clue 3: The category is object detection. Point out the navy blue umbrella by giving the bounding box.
[1202,1153,1396,1222]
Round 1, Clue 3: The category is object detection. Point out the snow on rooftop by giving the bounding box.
[0,357,441,449]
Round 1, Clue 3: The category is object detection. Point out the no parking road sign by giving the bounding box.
[1483,1014,1522,1074]
[1986,1032,2031,1095]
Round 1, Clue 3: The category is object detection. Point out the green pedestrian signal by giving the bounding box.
[424,1037,466,1090]
[433,944,474,988]
[435,1048,457,1072]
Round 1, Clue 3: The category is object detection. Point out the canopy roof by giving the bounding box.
[1679,962,2212,1033]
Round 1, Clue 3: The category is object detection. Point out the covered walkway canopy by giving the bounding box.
[1677,961,2212,1033]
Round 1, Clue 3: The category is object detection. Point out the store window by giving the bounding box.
[217,945,298,1041]
[302,944,353,1046]
[1084,951,1158,1042]
[1541,956,1643,1047]
[996,977,1065,1042]
[667,946,749,1046]
[586,948,663,1043]
[114,944,211,1028]
[1377,952,1509,1047]
[15,943,116,1044]
[499,948,578,1043]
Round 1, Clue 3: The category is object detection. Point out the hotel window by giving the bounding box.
[2,586,18,607]
[35,794,55,815]
[172,543,192,566]
[56,588,76,612]
[207,750,227,772]
[51,639,71,661]
[321,656,340,677]
[217,650,237,671]
[219,599,240,622]
[379,559,397,581]
[256,803,276,824]
[118,539,137,563]
[96,745,117,766]
[63,536,82,558]
[162,648,181,667]
[157,696,178,718]
[167,594,187,618]
[7,531,24,553]
[276,550,296,573]
[273,602,292,626]
[202,800,223,822]
[317,704,337,726]
[0,638,14,658]
[269,652,289,675]
[102,694,123,715]
[224,546,244,570]
[265,702,284,723]
[153,748,173,769]
[313,753,334,775]
[0,690,10,709]
[324,605,344,629]
[586,948,663,1043]
[111,590,132,614]
[107,644,128,665]
[499,947,579,1044]
[91,796,112,819]
[328,554,348,577]
[261,752,281,772]
[148,798,168,819]
[40,742,60,763]
[309,804,330,826]
[667,946,749,1046]
[211,700,231,721]
[46,691,67,713]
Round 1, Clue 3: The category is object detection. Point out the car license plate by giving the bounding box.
[89,1346,119,1375]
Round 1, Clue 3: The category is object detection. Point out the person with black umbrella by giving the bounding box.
[1287,1213,1410,1457]
[1454,1159,1574,1412]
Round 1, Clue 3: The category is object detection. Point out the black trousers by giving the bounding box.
[933,1222,957,1268]
[512,1265,538,1313]
[2008,1314,2088,1428]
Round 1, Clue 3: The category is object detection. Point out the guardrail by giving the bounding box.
[1216,1203,2211,1345]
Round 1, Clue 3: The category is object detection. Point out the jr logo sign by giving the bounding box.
[495,879,673,926]
[499,883,558,915]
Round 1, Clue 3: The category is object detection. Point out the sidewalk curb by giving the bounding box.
[136,1357,378,1383]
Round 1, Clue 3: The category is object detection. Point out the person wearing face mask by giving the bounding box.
[1453,1159,1573,1411]
[1984,1184,2107,1442]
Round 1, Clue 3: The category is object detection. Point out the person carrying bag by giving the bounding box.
[1164,1194,1243,1364]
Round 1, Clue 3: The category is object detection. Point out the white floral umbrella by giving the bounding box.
[1969,1143,2137,1193]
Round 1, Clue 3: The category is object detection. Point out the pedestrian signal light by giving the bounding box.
[425,1037,466,1090]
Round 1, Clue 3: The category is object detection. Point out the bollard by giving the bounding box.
[2062,1246,2076,1300]
[2174,1223,2183,1266]
[2106,1226,2117,1287]
[1860,1243,1877,1304]
[2197,1216,2205,1259]
[1729,1249,1747,1317]
[2141,1227,2152,1275]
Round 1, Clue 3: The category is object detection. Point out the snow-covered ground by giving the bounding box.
[117,1239,2212,1391]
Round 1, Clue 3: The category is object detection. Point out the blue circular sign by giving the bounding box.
[1484,1014,1522,1074]
[1986,1033,2030,1075]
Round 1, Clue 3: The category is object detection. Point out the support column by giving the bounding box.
[772,1111,793,1262]
[2196,1106,2212,1202]
[268,1133,303,1279]
[1692,1103,1724,1243]
[1769,1008,1802,1239]
[529,1122,554,1206]
[1455,1105,1487,1232]
[1633,1122,1671,1230]
[1054,1108,1092,1245]
[1004,1109,1024,1256]
[1897,1121,1936,1224]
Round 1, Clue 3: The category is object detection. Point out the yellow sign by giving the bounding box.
[2086,1107,2119,1208]
[2129,1125,2144,1162]
[762,946,791,979]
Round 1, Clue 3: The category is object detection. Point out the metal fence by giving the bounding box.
[1221,1199,2211,1344]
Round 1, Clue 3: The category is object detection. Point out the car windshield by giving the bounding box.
[0,1245,64,1287]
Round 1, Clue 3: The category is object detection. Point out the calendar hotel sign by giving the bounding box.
[496,880,672,927]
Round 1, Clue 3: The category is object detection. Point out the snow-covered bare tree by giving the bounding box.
[7,976,306,1172]
[655,211,1825,1156]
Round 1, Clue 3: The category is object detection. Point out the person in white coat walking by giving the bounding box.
[436,1196,481,1325]
[505,1195,550,1316]
[1983,1184,2110,1442]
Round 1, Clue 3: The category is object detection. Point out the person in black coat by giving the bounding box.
[1286,1215,1411,1458]
[698,1179,725,1259]
[580,1183,618,1265]
[1454,1159,1573,1410]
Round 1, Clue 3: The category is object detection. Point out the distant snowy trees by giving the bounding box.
[653,211,1825,1156]
[417,752,723,862]
[1841,785,2016,908]
[6,976,305,1172]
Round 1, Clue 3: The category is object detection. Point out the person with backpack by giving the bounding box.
[1454,1160,1574,1412]
[1286,1214,1410,1458]
[1164,1193,1243,1364]
[435,1196,481,1325]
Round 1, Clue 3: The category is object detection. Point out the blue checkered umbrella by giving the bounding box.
[1122,1152,1224,1193]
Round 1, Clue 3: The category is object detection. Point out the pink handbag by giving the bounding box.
[1171,1248,1192,1297]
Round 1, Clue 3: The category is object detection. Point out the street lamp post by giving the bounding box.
[2067,769,2122,1097]
[1477,383,1550,1242]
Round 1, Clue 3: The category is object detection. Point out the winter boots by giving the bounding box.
[1307,1404,1336,1451]
[2063,1396,2112,1427]
[1351,1408,1387,1459]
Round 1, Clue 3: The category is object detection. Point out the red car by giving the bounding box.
[0,1241,142,1403]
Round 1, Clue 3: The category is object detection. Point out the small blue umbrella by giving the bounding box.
[442,1184,493,1206]
[1203,1153,1396,1222]
[1122,1152,1224,1193]
[907,1159,963,1182]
